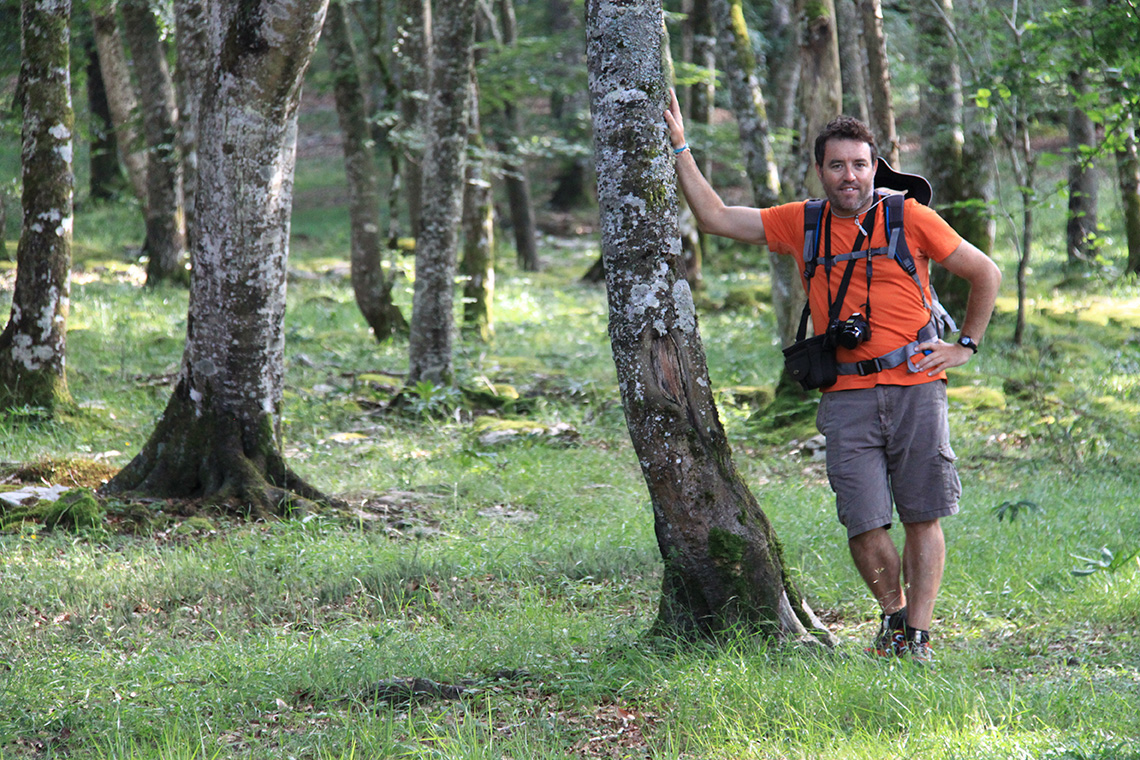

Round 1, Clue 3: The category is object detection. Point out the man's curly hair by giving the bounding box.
[814,116,878,166]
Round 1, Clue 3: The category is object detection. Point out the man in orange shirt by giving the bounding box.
[665,93,1001,663]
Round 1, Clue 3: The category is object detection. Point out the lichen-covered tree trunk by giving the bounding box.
[173,0,208,255]
[586,0,833,644]
[856,0,898,166]
[119,0,187,286]
[711,0,803,358]
[1119,123,1140,276]
[406,0,475,386]
[395,0,431,241]
[102,0,331,516]
[793,0,841,198]
[0,0,74,413]
[461,76,494,342]
[836,0,868,123]
[90,0,148,208]
[325,0,406,342]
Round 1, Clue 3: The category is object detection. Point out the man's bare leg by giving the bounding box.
[901,518,946,631]
[848,527,906,614]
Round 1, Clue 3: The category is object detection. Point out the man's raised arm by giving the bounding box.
[664,90,768,247]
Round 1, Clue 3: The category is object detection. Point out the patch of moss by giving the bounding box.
[0,488,104,532]
[947,385,1007,410]
[4,458,119,488]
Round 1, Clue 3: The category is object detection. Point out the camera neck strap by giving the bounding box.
[796,202,878,342]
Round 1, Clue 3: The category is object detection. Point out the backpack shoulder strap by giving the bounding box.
[802,199,826,281]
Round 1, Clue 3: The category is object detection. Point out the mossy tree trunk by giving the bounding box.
[325,0,406,343]
[406,0,476,386]
[394,0,431,242]
[119,0,187,286]
[0,0,74,414]
[793,0,841,199]
[1120,124,1140,276]
[102,0,331,516]
[586,0,834,645]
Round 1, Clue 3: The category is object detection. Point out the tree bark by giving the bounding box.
[856,0,898,166]
[90,0,148,208]
[586,0,834,644]
[546,0,592,211]
[103,0,331,516]
[1066,46,1098,265]
[0,0,74,413]
[87,37,123,201]
[461,76,495,342]
[495,0,539,272]
[395,0,431,241]
[766,0,800,137]
[793,0,842,198]
[325,0,406,342]
[836,0,869,123]
[173,0,208,255]
[119,0,186,286]
[407,0,476,386]
[711,0,803,358]
[1118,122,1140,276]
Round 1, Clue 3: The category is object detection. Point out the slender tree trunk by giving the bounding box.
[119,0,187,286]
[794,0,842,198]
[90,1,148,207]
[1066,72,1098,265]
[546,0,591,211]
[1013,116,1034,346]
[407,0,476,386]
[1118,122,1140,276]
[0,0,74,413]
[493,0,539,272]
[173,0,207,255]
[711,0,803,358]
[86,36,123,201]
[461,77,495,342]
[586,0,834,645]
[395,0,431,240]
[856,0,898,166]
[103,0,331,516]
[326,0,406,342]
[836,0,869,123]
[766,0,800,137]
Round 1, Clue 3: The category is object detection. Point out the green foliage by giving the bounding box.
[1071,546,1140,577]
[990,499,1041,523]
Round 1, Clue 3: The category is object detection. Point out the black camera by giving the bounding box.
[828,312,871,350]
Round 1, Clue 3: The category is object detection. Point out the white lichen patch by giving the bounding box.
[48,123,70,141]
[672,279,697,333]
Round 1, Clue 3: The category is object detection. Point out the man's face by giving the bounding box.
[816,138,875,215]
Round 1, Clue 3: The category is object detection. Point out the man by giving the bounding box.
[665,92,1001,663]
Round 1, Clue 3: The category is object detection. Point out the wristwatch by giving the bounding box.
[957,335,979,353]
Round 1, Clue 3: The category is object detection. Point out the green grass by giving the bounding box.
[3,144,1140,758]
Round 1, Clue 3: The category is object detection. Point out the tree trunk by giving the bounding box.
[495,0,539,272]
[916,0,971,313]
[1013,116,1034,346]
[711,0,803,358]
[119,0,186,286]
[836,0,869,123]
[325,0,406,342]
[766,0,800,137]
[90,1,148,208]
[585,0,834,645]
[1066,70,1098,265]
[103,0,331,516]
[87,37,123,201]
[407,0,476,386]
[173,0,208,255]
[793,0,842,198]
[395,0,431,241]
[546,0,592,211]
[461,76,495,342]
[0,0,74,413]
[1119,122,1140,276]
[856,0,898,166]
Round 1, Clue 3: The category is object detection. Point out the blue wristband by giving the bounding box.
[674,143,689,155]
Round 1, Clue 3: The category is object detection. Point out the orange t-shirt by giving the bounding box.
[761,196,963,392]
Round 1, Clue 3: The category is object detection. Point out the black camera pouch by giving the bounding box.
[783,333,837,390]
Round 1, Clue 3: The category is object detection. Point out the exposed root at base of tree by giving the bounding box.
[99,384,334,519]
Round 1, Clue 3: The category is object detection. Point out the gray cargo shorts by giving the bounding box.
[815,381,961,539]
